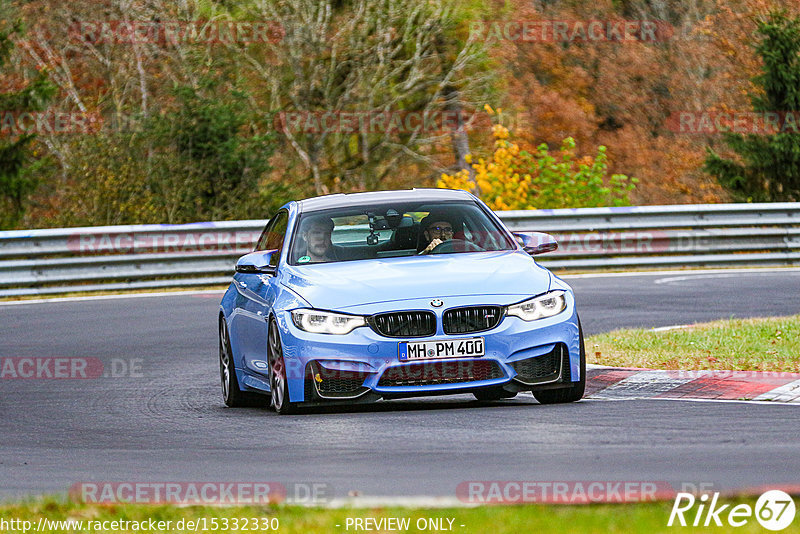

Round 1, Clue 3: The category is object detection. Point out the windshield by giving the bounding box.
[288,200,515,265]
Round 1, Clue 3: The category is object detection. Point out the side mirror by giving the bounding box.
[513,232,558,255]
[236,250,278,274]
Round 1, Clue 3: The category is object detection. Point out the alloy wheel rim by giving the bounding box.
[269,323,285,410]
[219,322,230,401]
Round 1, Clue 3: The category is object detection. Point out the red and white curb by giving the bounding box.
[586,365,800,403]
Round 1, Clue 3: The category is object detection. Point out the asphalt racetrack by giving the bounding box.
[1,269,800,501]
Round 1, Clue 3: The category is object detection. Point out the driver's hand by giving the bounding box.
[421,238,443,254]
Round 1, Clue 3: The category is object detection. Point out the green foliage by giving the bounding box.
[56,134,158,227]
[525,138,637,209]
[705,11,800,202]
[0,135,36,228]
[52,83,292,227]
[0,498,779,534]
[439,122,637,210]
[0,8,55,229]
[0,74,55,111]
[147,83,287,222]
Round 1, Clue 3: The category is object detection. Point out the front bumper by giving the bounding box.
[259,294,581,403]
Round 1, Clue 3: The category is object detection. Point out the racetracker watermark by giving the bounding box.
[0,111,101,136]
[544,231,720,255]
[67,230,260,255]
[0,357,142,379]
[457,481,676,504]
[468,20,674,43]
[667,111,800,135]
[273,110,490,135]
[68,20,284,45]
[69,482,332,505]
[552,231,668,254]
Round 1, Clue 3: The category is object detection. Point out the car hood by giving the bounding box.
[279,251,552,310]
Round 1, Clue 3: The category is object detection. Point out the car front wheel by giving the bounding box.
[268,320,296,415]
[532,318,586,404]
[219,316,263,407]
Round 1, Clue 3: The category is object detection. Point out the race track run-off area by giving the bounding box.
[586,367,800,403]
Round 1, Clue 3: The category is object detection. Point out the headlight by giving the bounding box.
[291,309,366,335]
[506,290,567,321]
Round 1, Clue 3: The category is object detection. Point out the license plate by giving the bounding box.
[398,338,485,361]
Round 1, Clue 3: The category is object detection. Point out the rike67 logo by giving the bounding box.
[669,490,796,530]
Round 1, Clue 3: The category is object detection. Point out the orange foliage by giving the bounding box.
[480,0,796,205]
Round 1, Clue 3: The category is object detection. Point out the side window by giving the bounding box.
[255,211,289,266]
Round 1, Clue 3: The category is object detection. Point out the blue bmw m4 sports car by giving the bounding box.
[219,189,585,414]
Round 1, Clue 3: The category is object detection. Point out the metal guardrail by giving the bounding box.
[0,203,798,297]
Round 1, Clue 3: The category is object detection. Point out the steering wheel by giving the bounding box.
[429,239,484,254]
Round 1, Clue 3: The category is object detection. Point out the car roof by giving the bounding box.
[296,188,474,213]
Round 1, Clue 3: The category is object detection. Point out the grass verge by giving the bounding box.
[1,498,797,534]
[587,314,800,372]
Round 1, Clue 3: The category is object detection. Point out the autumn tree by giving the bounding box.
[439,112,636,210]
[0,3,54,228]
[147,83,283,221]
[6,0,800,229]
[13,0,290,225]
[705,11,800,201]
[484,0,737,204]
[239,0,492,195]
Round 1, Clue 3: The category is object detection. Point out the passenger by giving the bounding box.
[300,216,335,263]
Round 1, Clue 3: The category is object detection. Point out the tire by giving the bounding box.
[268,319,297,415]
[532,318,586,404]
[219,316,264,408]
[473,387,517,401]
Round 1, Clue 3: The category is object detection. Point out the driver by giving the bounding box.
[419,213,457,255]
[300,216,335,263]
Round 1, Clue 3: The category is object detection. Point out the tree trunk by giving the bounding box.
[443,85,476,185]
